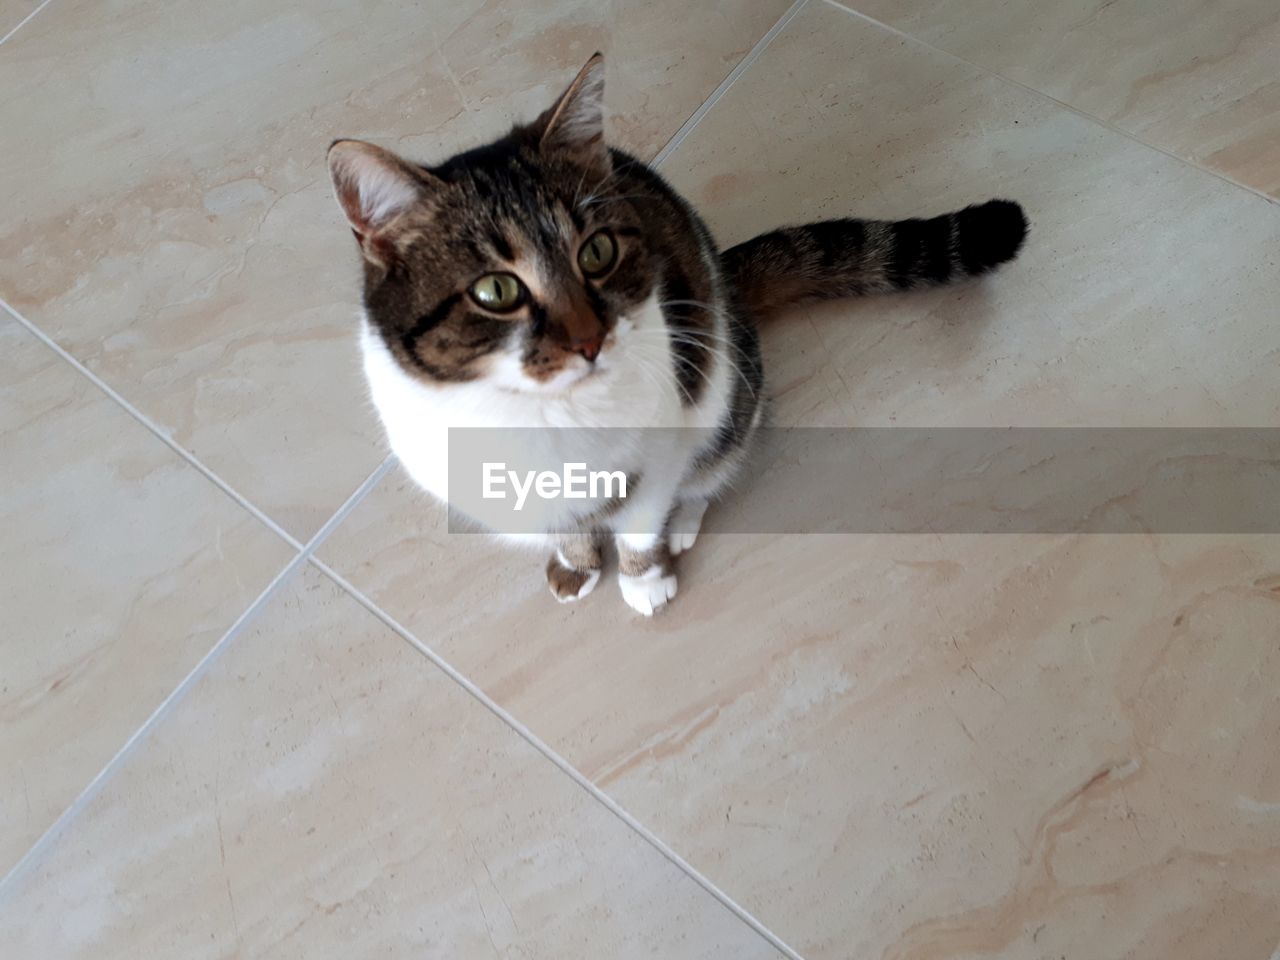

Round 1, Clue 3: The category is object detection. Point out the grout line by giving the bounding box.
[307,14,805,944]
[0,557,305,896]
[0,455,394,898]
[650,0,809,169]
[0,296,306,553]
[0,0,56,47]
[310,557,808,960]
[301,454,397,556]
[301,453,397,549]
[821,0,1280,208]
[9,0,776,934]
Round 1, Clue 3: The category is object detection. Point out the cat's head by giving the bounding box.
[327,55,656,395]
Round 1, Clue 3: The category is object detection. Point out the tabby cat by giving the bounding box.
[327,54,1026,615]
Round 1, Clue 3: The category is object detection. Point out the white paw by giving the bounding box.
[668,527,699,556]
[667,500,707,557]
[619,567,678,616]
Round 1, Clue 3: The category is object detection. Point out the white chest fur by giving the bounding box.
[360,294,731,540]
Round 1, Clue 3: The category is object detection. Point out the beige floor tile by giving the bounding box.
[671,6,1280,429]
[0,0,791,538]
[838,0,1280,198]
[337,524,1280,960]
[0,0,39,39]
[0,315,293,877]
[0,565,787,960]
[319,2,1280,957]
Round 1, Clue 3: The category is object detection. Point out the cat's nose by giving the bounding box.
[555,293,604,361]
[574,336,603,363]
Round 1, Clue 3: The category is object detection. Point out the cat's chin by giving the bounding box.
[495,359,607,399]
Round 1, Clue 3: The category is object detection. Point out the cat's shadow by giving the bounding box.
[759,278,1002,419]
[826,277,995,360]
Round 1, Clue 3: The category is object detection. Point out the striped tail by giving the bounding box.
[721,199,1027,318]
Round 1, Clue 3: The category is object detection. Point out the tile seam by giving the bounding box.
[650,0,810,168]
[0,455,394,896]
[312,556,808,960]
[1,296,307,551]
[0,0,56,47]
[822,0,1279,207]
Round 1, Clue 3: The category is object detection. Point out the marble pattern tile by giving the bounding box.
[319,2,1280,956]
[837,0,1280,198]
[0,566,787,960]
[0,0,39,40]
[5,0,1278,954]
[667,4,1280,430]
[322,497,1280,959]
[0,0,792,538]
[0,315,292,877]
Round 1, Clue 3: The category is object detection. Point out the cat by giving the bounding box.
[326,53,1027,615]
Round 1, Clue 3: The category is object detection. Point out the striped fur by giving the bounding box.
[722,200,1027,317]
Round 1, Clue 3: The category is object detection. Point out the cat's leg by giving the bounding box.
[612,466,683,615]
[545,530,605,603]
[616,532,677,616]
[667,498,708,556]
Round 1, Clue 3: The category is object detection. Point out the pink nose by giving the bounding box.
[575,337,603,362]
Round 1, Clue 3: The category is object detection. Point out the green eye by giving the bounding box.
[469,273,524,312]
[578,230,618,277]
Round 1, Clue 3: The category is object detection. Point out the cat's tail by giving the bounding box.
[720,199,1027,318]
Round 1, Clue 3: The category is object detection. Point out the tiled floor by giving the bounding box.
[1,1,1277,957]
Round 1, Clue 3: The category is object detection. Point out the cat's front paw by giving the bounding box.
[546,555,601,603]
[667,500,707,557]
[619,567,678,616]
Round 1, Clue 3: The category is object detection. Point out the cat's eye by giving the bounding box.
[469,273,524,312]
[578,230,618,278]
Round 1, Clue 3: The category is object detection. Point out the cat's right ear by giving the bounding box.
[533,53,610,178]
[327,140,438,263]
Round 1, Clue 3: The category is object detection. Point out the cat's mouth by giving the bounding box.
[543,340,617,392]
[574,359,606,383]
[550,358,608,393]
[497,356,607,398]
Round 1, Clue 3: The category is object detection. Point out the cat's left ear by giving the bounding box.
[534,53,610,176]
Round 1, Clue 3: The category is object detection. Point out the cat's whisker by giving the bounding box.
[571,161,594,208]
[577,157,643,209]
[626,330,701,390]
[662,333,761,401]
[687,351,760,403]
[622,348,669,395]
[629,324,761,401]
[657,354,705,405]
[580,194,655,208]
[656,298,723,311]
[640,330,742,401]
[658,316,757,356]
